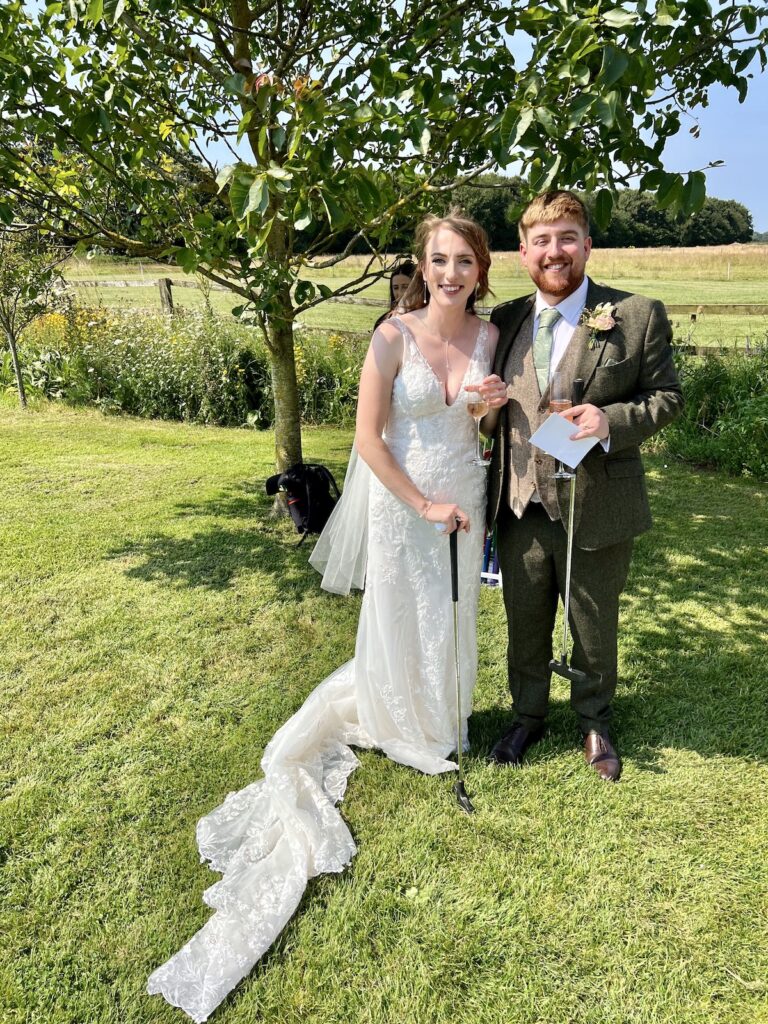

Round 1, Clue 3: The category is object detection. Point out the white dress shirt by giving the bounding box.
[533,275,590,376]
[529,277,608,506]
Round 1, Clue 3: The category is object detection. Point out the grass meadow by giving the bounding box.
[63,245,768,347]
[2,401,767,1024]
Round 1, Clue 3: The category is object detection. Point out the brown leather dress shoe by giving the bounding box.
[488,722,544,766]
[583,731,621,781]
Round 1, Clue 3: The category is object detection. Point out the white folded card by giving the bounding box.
[529,412,599,470]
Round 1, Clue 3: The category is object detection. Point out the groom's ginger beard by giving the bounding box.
[519,219,592,303]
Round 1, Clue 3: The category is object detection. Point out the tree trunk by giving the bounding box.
[5,330,27,408]
[268,299,303,473]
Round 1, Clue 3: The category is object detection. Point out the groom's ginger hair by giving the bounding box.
[518,191,590,241]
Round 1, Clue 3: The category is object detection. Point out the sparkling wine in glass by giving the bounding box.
[549,370,573,479]
[466,395,490,467]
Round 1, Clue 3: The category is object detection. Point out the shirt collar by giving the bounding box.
[535,276,590,326]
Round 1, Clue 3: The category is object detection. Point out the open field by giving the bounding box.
[2,402,767,1024]
[63,247,768,347]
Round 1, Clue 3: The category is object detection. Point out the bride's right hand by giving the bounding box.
[425,502,470,533]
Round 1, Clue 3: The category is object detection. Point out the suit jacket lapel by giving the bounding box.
[570,279,615,393]
[493,296,534,377]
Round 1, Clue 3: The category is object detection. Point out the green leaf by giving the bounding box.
[253,217,274,249]
[215,164,236,193]
[294,279,315,305]
[294,204,313,231]
[567,93,594,129]
[287,126,303,159]
[600,45,629,88]
[272,125,286,151]
[224,74,247,97]
[267,163,292,181]
[175,247,198,273]
[594,92,619,127]
[229,171,256,220]
[681,170,706,215]
[247,177,269,217]
[85,0,103,22]
[602,8,636,28]
[655,172,683,210]
[353,104,374,123]
[501,106,534,149]
[593,188,614,229]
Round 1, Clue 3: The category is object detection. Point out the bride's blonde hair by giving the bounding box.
[399,209,492,314]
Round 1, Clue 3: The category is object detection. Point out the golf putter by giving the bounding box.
[450,528,475,814]
[549,378,589,686]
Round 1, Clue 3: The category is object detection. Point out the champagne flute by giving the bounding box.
[466,389,490,467]
[549,369,573,480]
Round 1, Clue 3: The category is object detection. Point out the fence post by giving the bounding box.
[158,278,174,313]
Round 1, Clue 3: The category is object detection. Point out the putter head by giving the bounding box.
[453,780,475,815]
[549,656,590,685]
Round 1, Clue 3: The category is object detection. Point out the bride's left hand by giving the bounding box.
[465,374,508,408]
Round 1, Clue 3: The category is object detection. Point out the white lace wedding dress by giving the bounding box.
[147,317,490,1021]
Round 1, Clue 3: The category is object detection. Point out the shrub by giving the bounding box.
[653,351,768,480]
[1,304,367,428]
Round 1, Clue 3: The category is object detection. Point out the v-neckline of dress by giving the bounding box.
[396,317,486,408]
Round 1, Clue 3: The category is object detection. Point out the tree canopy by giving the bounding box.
[1,0,766,468]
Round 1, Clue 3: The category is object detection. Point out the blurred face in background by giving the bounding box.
[391,273,411,305]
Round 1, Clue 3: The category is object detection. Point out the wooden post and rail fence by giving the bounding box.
[68,278,768,356]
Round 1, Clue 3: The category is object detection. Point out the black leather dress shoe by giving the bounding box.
[488,722,544,766]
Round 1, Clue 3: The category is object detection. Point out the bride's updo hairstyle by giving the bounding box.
[399,208,492,315]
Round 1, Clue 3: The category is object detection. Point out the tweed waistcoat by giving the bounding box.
[502,308,560,520]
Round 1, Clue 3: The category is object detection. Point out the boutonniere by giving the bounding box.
[581,302,617,350]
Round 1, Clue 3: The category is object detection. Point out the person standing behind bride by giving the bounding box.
[146,211,508,1023]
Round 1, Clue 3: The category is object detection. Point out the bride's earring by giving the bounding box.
[423,279,428,304]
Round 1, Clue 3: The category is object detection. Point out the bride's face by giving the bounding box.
[423,227,480,309]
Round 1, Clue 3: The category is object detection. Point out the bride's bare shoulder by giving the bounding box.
[485,317,500,359]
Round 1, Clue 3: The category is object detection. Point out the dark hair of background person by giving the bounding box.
[373,260,417,330]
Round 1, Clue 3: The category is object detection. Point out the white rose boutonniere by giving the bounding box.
[581,302,617,350]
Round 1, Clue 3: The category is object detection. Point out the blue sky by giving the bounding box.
[662,72,768,232]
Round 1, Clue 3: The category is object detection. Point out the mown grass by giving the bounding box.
[1,402,767,1024]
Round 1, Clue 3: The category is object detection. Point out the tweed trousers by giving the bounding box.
[496,502,634,733]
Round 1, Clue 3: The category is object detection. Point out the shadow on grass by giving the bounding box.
[108,483,319,594]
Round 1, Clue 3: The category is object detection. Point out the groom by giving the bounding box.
[486,190,683,780]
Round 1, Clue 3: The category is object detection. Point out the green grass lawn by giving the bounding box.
[2,403,767,1024]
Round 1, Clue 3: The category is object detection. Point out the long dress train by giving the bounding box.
[147,318,490,1021]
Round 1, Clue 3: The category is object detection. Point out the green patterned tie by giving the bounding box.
[533,307,561,393]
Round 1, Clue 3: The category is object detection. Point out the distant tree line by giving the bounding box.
[450,175,755,249]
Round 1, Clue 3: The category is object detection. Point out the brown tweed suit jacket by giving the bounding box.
[487,279,684,550]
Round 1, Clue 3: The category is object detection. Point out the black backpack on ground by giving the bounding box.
[265,463,341,544]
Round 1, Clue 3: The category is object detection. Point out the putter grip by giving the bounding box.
[449,529,459,603]
[572,377,585,406]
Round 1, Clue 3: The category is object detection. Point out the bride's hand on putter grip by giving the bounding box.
[464,374,508,409]
[426,503,470,534]
[563,403,609,441]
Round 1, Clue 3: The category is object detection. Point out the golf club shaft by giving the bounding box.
[561,474,576,657]
[449,530,464,783]
[560,378,584,659]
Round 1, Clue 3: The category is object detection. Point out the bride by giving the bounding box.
[147,212,509,1021]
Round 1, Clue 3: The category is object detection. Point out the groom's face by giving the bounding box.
[519,218,592,302]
